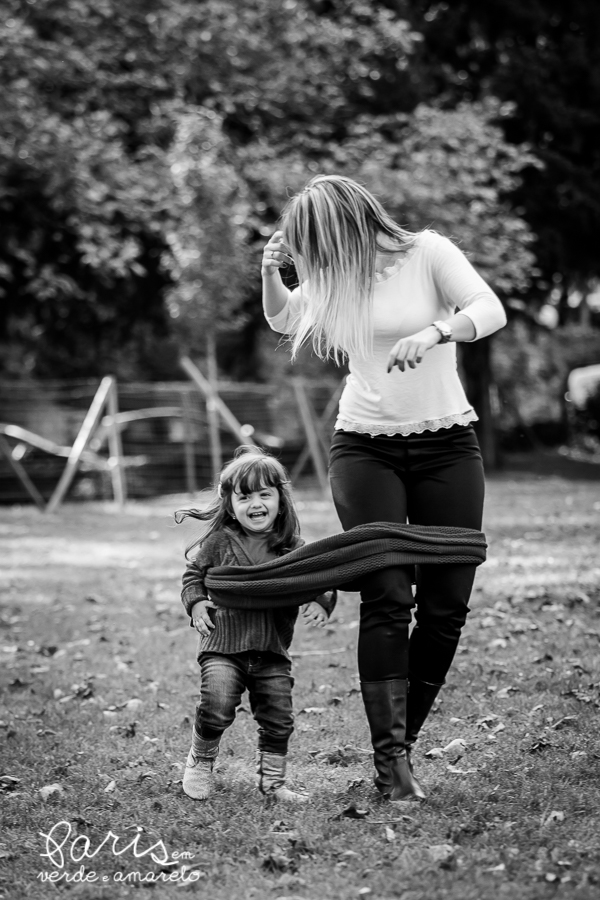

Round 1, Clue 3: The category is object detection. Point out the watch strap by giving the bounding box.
[432,320,452,343]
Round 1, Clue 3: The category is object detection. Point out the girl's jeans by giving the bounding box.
[195,650,294,754]
[329,424,485,685]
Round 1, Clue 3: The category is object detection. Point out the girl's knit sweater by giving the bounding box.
[181,527,336,661]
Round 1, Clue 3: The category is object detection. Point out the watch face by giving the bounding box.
[435,321,452,341]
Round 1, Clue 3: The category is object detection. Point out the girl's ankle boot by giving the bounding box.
[360,679,425,802]
[256,751,308,803]
[182,731,220,801]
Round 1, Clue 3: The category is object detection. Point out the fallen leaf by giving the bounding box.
[39,783,64,801]
[446,765,477,775]
[487,638,508,649]
[543,810,565,826]
[528,738,552,754]
[496,687,519,698]
[485,863,506,873]
[442,738,467,754]
[333,804,370,820]
[104,780,117,793]
[424,747,445,759]
[551,716,577,730]
[384,826,396,842]
[261,851,293,872]
[0,775,21,791]
[125,698,143,711]
[428,844,457,867]
[477,714,499,729]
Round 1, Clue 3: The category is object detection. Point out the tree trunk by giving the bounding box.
[460,337,500,470]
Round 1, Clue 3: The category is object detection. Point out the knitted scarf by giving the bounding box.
[205,522,487,610]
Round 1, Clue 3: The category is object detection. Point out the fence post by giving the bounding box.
[46,377,114,514]
[181,389,198,495]
[180,356,257,448]
[106,378,127,507]
[0,435,46,511]
[291,378,344,481]
[292,378,329,493]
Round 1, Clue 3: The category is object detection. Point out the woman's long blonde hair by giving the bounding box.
[281,175,418,362]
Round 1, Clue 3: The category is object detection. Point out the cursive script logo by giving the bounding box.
[38,821,202,885]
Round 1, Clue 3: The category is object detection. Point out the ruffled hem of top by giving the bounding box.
[334,410,478,436]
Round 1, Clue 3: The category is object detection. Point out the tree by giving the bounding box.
[164,110,250,370]
[409,0,600,316]
[0,0,179,377]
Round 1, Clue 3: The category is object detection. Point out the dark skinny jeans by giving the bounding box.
[329,424,484,685]
[195,650,294,755]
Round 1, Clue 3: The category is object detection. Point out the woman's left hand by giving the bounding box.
[302,601,327,628]
[387,326,441,373]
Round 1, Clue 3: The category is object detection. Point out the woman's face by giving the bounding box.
[230,484,280,534]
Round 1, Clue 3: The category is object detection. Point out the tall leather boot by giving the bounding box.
[405,676,444,773]
[360,679,425,802]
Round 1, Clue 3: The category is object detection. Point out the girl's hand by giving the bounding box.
[191,599,217,636]
[302,601,327,628]
[387,326,441,373]
[262,230,293,278]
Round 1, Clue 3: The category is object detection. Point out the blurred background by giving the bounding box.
[1,0,600,503]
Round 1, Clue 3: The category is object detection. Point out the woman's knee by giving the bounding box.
[359,566,414,606]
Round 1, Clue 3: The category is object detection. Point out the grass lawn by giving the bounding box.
[1,469,600,900]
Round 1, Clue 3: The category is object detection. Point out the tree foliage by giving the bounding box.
[3,0,594,386]
[410,0,600,302]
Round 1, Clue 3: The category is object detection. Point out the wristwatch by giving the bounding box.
[432,320,453,343]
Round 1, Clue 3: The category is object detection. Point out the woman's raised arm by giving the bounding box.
[262,230,293,319]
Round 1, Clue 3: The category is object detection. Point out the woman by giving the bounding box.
[261,175,506,801]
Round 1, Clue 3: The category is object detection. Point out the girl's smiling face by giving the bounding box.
[231,484,280,534]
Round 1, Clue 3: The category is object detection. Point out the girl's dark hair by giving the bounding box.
[174,446,300,557]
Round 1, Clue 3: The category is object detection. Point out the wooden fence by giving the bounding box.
[0,370,343,508]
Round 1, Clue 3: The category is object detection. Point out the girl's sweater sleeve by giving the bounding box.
[181,533,221,619]
[429,232,507,340]
[264,282,306,335]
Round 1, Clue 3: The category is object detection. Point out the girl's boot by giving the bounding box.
[256,751,308,803]
[405,676,444,773]
[182,731,220,800]
[360,679,425,802]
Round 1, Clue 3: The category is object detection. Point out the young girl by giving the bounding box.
[176,447,335,802]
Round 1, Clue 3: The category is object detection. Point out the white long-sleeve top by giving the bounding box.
[265,230,507,436]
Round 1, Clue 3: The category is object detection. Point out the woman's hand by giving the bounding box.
[262,230,293,278]
[387,326,441,373]
[301,601,327,628]
[190,599,217,636]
